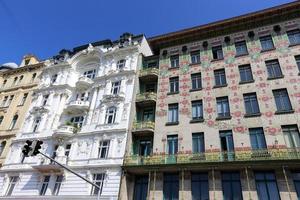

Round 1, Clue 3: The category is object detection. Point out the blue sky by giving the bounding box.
[0,0,295,64]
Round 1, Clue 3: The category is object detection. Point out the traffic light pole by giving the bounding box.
[38,151,101,200]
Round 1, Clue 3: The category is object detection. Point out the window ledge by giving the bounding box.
[211,58,224,62]
[267,75,284,80]
[165,122,179,126]
[213,84,228,89]
[168,66,179,70]
[239,80,255,85]
[189,62,201,66]
[260,48,276,53]
[167,91,179,95]
[275,110,294,115]
[190,118,204,123]
[235,53,249,58]
[216,116,232,121]
[189,88,202,92]
[244,113,262,118]
[289,43,300,47]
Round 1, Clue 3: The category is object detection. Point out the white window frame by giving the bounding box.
[111,81,121,95]
[105,107,117,124]
[117,59,126,69]
[98,140,110,159]
[5,176,19,196]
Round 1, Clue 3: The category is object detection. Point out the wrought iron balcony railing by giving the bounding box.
[124,148,300,166]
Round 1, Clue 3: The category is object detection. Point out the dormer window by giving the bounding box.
[24,58,30,65]
[117,59,126,70]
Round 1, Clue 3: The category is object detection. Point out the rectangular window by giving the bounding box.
[98,140,110,158]
[2,96,8,107]
[287,29,300,45]
[163,174,179,200]
[50,145,59,164]
[235,40,248,56]
[5,176,19,196]
[105,107,117,124]
[52,175,63,196]
[243,93,260,115]
[192,100,203,120]
[292,172,300,200]
[167,135,178,155]
[216,97,230,118]
[260,35,274,51]
[239,64,253,83]
[134,175,149,200]
[146,61,157,68]
[142,108,154,121]
[65,144,71,157]
[168,103,179,123]
[111,81,121,95]
[32,117,41,132]
[265,60,283,79]
[139,140,152,156]
[7,95,14,107]
[295,55,300,72]
[51,74,58,84]
[170,55,179,68]
[84,69,96,79]
[219,131,234,152]
[192,133,205,153]
[191,173,209,200]
[273,89,292,112]
[249,128,267,150]
[190,51,201,64]
[255,171,280,200]
[221,172,243,200]
[169,77,179,93]
[214,69,227,86]
[212,45,223,60]
[191,73,202,90]
[19,93,28,106]
[282,125,300,148]
[90,173,105,196]
[40,175,50,195]
[117,59,126,69]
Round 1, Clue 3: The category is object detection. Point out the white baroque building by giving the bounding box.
[0,33,152,199]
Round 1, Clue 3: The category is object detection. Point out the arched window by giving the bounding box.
[0,141,6,156]
[105,106,117,124]
[19,75,24,83]
[2,79,7,87]
[13,77,18,85]
[0,116,4,125]
[32,117,41,132]
[9,115,18,130]
[31,73,37,82]
[117,59,126,70]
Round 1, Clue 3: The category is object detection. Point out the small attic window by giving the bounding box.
[24,58,30,65]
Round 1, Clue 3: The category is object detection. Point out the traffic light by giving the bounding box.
[32,140,43,156]
[22,140,33,157]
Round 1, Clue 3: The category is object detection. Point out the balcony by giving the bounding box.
[32,156,67,173]
[132,121,155,135]
[136,92,157,106]
[76,76,94,90]
[53,125,76,139]
[124,148,300,167]
[64,100,89,114]
[139,68,159,81]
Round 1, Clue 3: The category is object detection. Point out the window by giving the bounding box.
[2,96,8,107]
[220,131,234,152]
[255,172,280,200]
[139,140,152,156]
[98,140,110,158]
[111,81,121,95]
[9,115,18,130]
[249,128,267,150]
[221,172,243,200]
[0,141,6,156]
[239,64,253,83]
[191,173,209,200]
[65,144,71,157]
[13,77,18,85]
[192,133,205,153]
[5,176,19,196]
[265,60,283,79]
[32,117,41,132]
[287,29,300,45]
[163,174,179,200]
[191,73,202,90]
[192,100,203,120]
[214,69,227,86]
[40,175,50,195]
[273,89,292,112]
[133,175,148,200]
[76,92,89,101]
[169,77,179,93]
[7,95,14,107]
[168,103,178,123]
[190,51,200,64]
[2,79,7,87]
[144,83,156,93]
[146,61,157,68]
[170,55,179,68]
[295,55,300,71]
[142,108,154,121]
[282,125,300,148]
[52,175,63,196]
[105,106,117,124]
[117,59,126,69]
[19,75,24,84]
[90,173,105,196]
[24,58,30,65]
[31,73,37,82]
[235,40,248,56]
[51,74,58,84]
[243,93,260,115]
[42,94,49,106]
[50,145,59,163]
[260,35,275,51]
[216,97,230,118]
[292,172,300,200]
[19,93,28,106]
[0,116,3,125]
[167,135,178,155]
[70,116,84,128]
[84,69,96,79]
[212,45,223,60]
